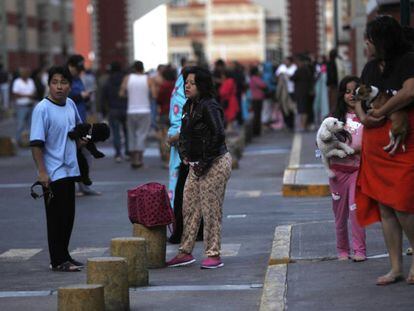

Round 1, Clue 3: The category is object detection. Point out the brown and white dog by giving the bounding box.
[355,84,408,155]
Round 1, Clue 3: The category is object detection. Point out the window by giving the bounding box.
[171,23,188,37]
[170,0,188,7]
[266,48,282,63]
[266,19,281,34]
[171,52,190,67]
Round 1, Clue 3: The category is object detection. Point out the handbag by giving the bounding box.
[127,182,175,227]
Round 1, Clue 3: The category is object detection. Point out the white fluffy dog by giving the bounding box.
[316,117,355,178]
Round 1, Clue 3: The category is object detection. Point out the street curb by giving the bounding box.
[282,132,329,197]
[259,225,292,311]
[282,167,330,197]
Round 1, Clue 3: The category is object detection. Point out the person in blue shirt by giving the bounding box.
[67,54,100,196]
[30,66,84,272]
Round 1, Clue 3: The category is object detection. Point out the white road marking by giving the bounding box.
[235,190,261,198]
[70,247,108,257]
[0,291,54,298]
[227,214,247,219]
[221,243,241,257]
[0,284,263,298]
[133,284,262,292]
[288,133,302,167]
[0,249,42,261]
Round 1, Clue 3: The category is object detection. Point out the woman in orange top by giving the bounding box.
[355,16,414,286]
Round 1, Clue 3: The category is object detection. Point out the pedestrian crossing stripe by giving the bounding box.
[0,244,241,262]
[70,247,109,257]
[234,190,261,198]
[0,249,42,261]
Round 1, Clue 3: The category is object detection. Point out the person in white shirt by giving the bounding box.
[275,57,297,130]
[119,61,154,168]
[12,67,36,145]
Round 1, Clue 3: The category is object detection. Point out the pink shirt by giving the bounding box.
[249,76,267,100]
[330,112,363,169]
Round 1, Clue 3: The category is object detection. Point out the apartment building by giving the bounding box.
[0,0,73,71]
[167,0,268,66]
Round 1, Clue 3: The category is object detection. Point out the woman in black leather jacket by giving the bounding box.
[167,66,232,269]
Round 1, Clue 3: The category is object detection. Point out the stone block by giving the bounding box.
[111,237,148,287]
[87,257,130,311]
[132,224,166,268]
[58,284,104,311]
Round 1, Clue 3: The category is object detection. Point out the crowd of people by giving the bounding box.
[0,14,412,281]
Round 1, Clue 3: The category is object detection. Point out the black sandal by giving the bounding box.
[51,261,82,272]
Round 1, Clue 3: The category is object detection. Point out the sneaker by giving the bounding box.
[115,156,122,163]
[166,254,195,267]
[201,257,224,269]
[69,258,85,267]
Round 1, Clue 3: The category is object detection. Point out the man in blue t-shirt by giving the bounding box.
[30,66,85,272]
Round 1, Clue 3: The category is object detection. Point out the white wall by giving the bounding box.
[133,5,168,71]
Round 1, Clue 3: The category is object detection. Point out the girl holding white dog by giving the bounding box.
[329,76,366,262]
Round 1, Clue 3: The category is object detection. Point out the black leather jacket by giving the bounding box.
[178,97,227,163]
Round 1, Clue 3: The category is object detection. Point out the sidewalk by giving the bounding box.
[263,130,414,311]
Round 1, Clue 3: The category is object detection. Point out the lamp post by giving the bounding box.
[400,0,411,26]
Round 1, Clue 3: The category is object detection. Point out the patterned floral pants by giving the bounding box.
[179,152,232,257]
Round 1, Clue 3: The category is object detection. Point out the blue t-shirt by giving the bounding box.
[30,97,82,182]
[69,77,87,122]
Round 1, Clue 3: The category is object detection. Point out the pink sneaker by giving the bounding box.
[201,257,224,269]
[166,254,196,267]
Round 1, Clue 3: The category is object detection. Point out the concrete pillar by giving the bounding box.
[58,284,104,311]
[87,257,130,311]
[132,224,166,268]
[111,237,148,287]
[0,137,16,156]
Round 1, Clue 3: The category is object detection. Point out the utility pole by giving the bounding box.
[400,0,411,26]
[334,0,339,49]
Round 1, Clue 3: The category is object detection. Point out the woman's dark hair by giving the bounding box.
[183,66,215,99]
[333,75,361,123]
[48,66,73,85]
[162,64,177,81]
[365,15,412,61]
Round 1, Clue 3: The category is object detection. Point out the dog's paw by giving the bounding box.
[337,150,347,158]
[328,170,336,178]
[346,148,355,155]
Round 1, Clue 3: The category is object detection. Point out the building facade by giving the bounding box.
[0,0,73,71]
[167,0,267,66]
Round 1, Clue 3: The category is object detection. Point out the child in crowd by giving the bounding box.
[329,76,366,262]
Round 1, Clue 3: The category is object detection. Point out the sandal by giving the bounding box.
[406,274,414,285]
[376,273,403,286]
[51,261,82,272]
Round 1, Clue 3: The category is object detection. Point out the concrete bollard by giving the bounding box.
[0,136,15,156]
[111,237,148,287]
[133,224,166,268]
[57,284,104,311]
[87,257,130,311]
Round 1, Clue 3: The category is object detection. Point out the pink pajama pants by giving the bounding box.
[329,168,366,258]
